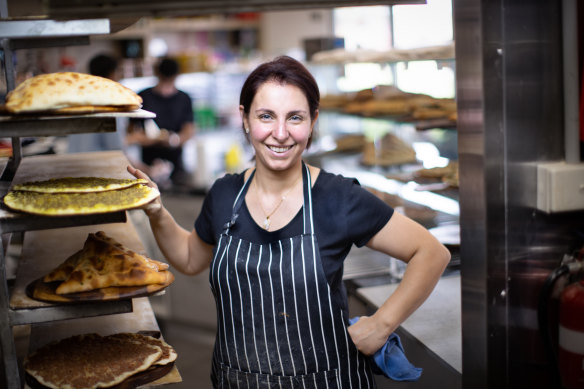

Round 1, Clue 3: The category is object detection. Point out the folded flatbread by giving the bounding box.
[46,231,172,295]
[43,231,168,284]
[5,72,142,114]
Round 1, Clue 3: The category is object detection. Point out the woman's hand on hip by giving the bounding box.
[348,315,393,356]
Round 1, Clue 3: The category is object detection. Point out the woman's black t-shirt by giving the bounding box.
[194,168,394,316]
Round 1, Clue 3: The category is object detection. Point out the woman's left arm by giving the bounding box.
[347,211,451,355]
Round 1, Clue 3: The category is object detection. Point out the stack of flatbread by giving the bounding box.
[415,161,459,187]
[4,72,142,115]
[319,85,457,122]
[361,133,417,166]
[24,332,177,389]
[40,230,173,295]
[3,176,159,216]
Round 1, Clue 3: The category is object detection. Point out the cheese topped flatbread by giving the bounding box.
[3,183,159,216]
[13,177,148,193]
[5,72,142,114]
[24,333,162,389]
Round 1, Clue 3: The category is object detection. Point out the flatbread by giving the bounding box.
[5,72,142,114]
[43,231,168,285]
[109,333,177,366]
[43,248,85,283]
[13,177,148,193]
[92,231,169,271]
[24,333,162,389]
[54,232,172,295]
[3,184,159,216]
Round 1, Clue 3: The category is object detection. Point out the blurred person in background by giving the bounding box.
[127,57,195,189]
[67,53,126,153]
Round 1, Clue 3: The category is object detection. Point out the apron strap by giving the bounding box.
[225,162,314,235]
[302,162,314,235]
[223,169,255,234]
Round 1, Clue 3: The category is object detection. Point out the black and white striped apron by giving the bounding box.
[209,163,375,388]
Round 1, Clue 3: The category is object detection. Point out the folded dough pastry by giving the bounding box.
[5,72,142,114]
[52,232,172,294]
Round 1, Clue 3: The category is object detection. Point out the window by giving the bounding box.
[332,0,454,98]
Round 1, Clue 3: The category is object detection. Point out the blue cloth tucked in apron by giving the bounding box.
[348,317,422,382]
[209,163,375,388]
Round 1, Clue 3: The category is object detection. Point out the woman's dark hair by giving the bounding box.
[239,56,320,147]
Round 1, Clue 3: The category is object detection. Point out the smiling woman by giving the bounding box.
[128,55,451,389]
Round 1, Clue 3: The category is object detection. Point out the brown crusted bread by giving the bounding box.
[24,333,162,389]
[54,232,172,295]
[43,248,85,283]
[43,231,168,284]
[91,231,169,271]
[5,72,142,114]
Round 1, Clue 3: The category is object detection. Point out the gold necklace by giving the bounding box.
[255,174,301,231]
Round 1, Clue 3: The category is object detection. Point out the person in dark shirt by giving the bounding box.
[127,57,195,187]
[128,56,450,388]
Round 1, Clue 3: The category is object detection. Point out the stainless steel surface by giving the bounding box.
[44,0,426,18]
[0,18,109,38]
[0,210,127,234]
[9,300,133,326]
[8,36,90,50]
[357,275,462,373]
[0,235,20,389]
[0,117,116,138]
[456,0,574,388]
[562,0,580,163]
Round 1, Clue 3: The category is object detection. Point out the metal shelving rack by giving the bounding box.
[0,7,157,388]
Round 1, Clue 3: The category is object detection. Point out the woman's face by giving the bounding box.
[241,81,318,172]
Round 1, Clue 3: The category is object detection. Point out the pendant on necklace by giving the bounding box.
[263,217,271,230]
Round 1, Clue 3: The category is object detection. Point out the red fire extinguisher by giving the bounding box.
[559,280,584,389]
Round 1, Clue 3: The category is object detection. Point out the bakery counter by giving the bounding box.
[353,274,461,389]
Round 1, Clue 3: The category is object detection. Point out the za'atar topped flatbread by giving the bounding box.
[12,177,148,193]
[3,183,159,216]
[5,72,142,114]
[24,333,164,389]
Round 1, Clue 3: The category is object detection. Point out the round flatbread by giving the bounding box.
[12,177,148,193]
[109,333,178,366]
[3,184,159,216]
[24,333,162,389]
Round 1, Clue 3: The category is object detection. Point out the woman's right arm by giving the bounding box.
[128,165,215,275]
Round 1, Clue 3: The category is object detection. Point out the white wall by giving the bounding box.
[259,9,334,60]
